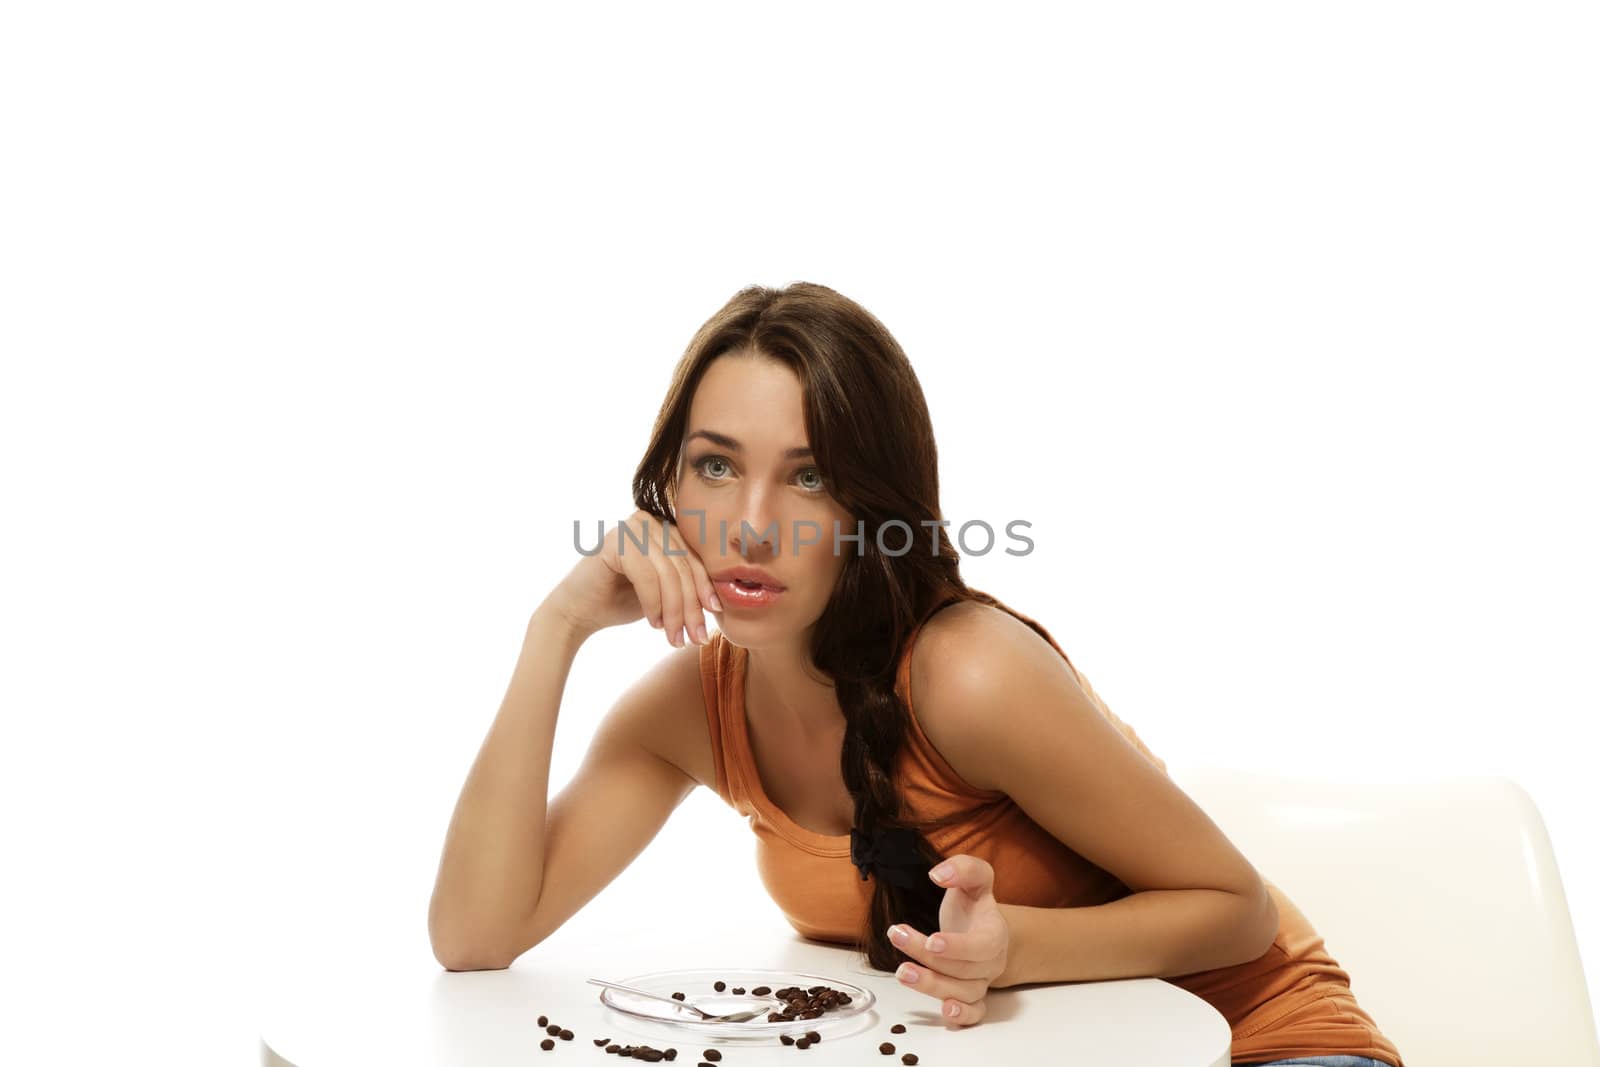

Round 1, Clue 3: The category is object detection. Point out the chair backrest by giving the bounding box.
[1166,765,1600,1067]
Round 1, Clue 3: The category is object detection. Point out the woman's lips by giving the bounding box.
[712,578,785,609]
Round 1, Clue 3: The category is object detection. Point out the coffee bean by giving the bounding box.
[805,1031,820,1043]
[890,1023,906,1033]
[751,985,771,996]
[538,1015,548,1027]
[901,1056,919,1065]
[595,1038,610,1046]
[730,987,745,995]
[879,1042,896,1054]
[713,981,726,992]
[539,1038,554,1051]
[779,1034,794,1045]
[672,992,686,1001]
[703,1051,721,1062]
[545,1023,562,1035]
[559,1029,574,1040]
[606,1043,622,1053]
[664,1051,678,1062]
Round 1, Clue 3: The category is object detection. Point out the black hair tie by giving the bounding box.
[849,825,931,889]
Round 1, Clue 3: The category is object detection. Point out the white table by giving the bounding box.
[259,886,1232,1067]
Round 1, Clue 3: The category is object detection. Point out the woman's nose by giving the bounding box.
[730,490,781,556]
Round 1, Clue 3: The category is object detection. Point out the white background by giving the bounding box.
[2,2,1595,1062]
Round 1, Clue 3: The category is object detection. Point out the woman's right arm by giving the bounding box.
[426,598,591,970]
[427,510,720,970]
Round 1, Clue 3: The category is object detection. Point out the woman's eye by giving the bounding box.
[695,456,731,480]
[796,467,826,491]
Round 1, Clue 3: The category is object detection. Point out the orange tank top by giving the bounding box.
[698,597,1404,1067]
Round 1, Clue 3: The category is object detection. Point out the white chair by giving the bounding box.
[1167,765,1600,1067]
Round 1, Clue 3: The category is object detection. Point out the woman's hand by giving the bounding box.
[887,854,1011,1026]
[547,508,722,647]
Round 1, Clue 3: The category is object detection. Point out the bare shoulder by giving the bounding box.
[615,639,716,792]
[911,599,1052,691]
[908,600,1071,793]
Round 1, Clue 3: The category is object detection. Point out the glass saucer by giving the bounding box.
[595,967,875,1038]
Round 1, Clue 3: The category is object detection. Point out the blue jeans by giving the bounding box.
[1238,1058,1395,1067]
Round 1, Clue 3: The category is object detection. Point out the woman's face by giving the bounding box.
[673,353,852,642]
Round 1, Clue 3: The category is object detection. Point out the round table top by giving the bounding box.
[259,892,1231,1067]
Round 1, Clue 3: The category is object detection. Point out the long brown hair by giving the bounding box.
[633,281,1016,973]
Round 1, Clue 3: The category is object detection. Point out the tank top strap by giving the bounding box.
[698,631,740,809]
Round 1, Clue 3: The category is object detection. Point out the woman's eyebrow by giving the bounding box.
[684,429,813,459]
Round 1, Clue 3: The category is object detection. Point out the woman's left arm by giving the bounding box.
[993,887,1276,988]
[909,609,1280,992]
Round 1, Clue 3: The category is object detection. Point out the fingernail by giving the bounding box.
[897,964,918,984]
[945,1001,960,1018]
[888,925,906,945]
[709,592,724,611]
[930,864,953,883]
[927,935,945,953]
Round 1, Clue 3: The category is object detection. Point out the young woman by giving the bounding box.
[428,282,1404,1067]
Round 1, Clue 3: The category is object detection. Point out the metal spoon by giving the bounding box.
[585,978,773,1023]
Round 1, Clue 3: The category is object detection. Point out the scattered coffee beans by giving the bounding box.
[890,1023,906,1034]
[879,1042,896,1054]
[535,975,872,1061]
[901,1056,919,1065]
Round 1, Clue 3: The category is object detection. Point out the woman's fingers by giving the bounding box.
[666,516,721,617]
[888,925,991,980]
[614,510,719,647]
[941,996,987,1026]
[687,547,722,616]
[894,959,990,1008]
[669,549,706,644]
[622,512,672,638]
[649,533,686,646]
[615,520,665,631]
[665,519,718,641]
[660,521,705,642]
